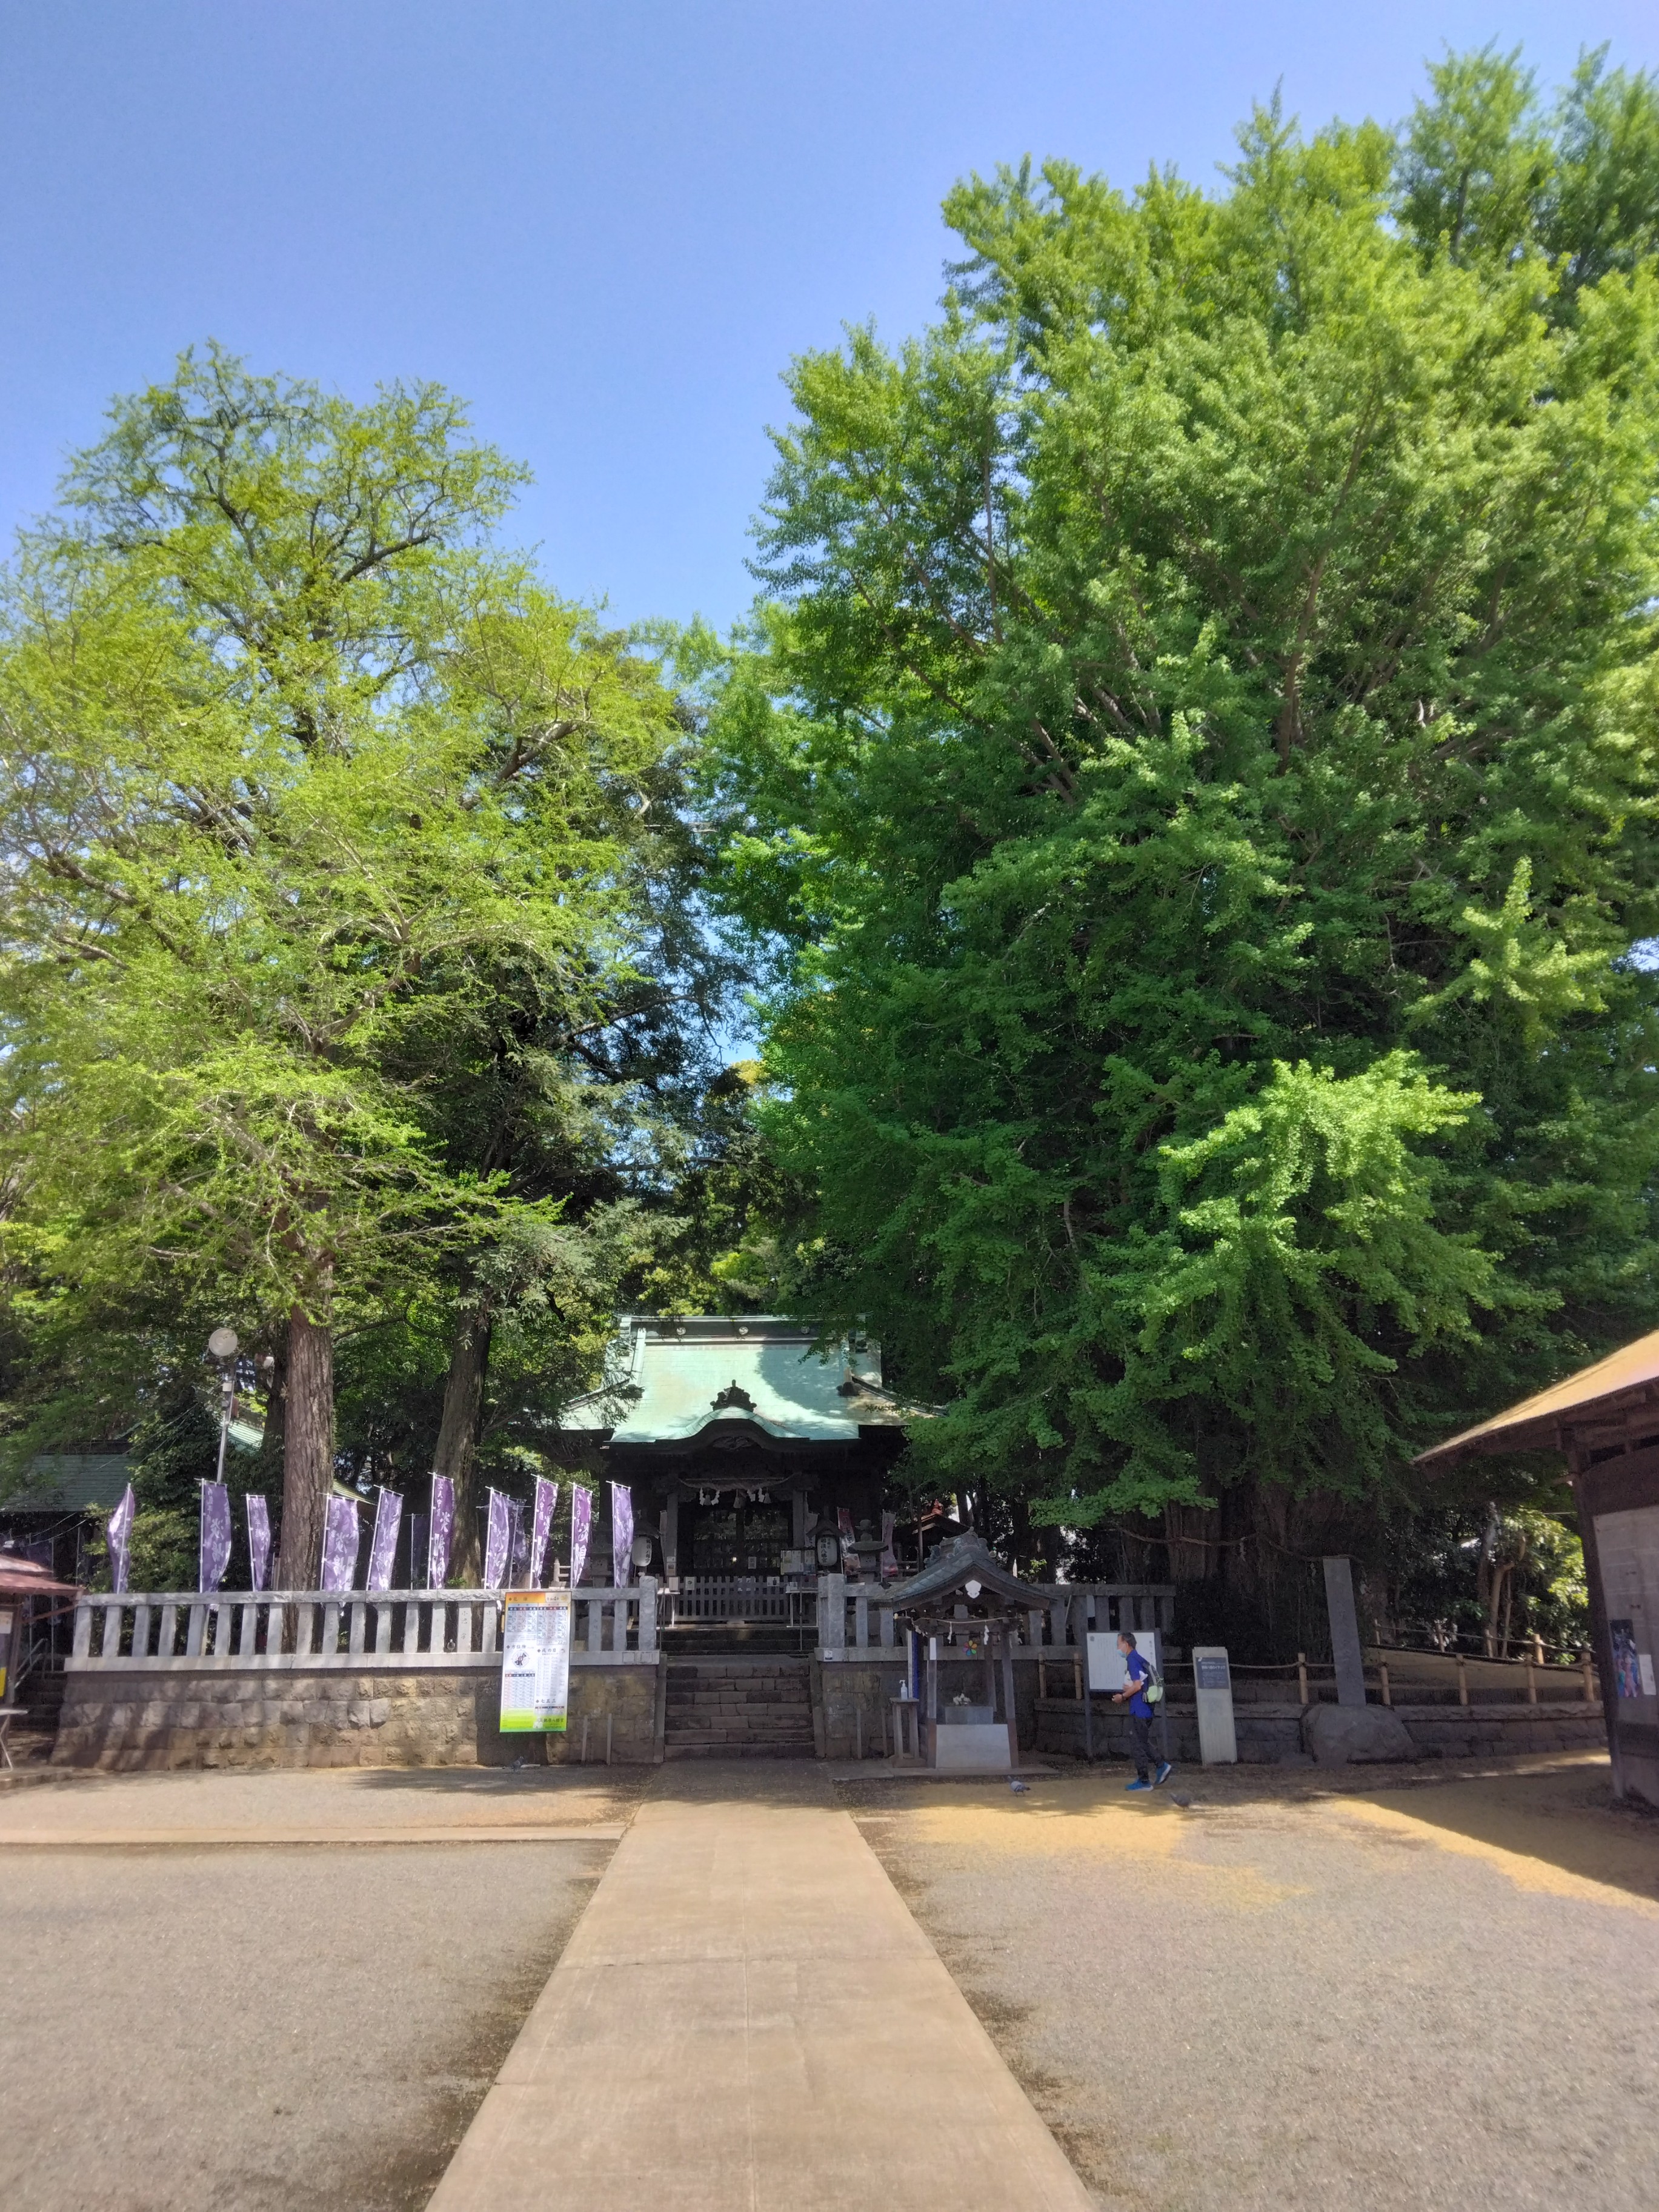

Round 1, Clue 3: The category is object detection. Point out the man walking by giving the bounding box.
[1112,1627,1172,1792]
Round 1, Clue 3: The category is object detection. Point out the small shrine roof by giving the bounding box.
[558,1315,923,1447]
[876,1531,1036,1611]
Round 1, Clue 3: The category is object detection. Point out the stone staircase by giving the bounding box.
[663,1655,817,1759]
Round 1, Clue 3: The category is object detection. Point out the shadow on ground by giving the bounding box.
[1342,1760,1659,1905]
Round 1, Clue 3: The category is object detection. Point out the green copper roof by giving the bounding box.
[12,1453,133,1513]
[559,1316,910,1445]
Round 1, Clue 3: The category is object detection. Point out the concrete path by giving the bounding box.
[429,1768,1093,2211]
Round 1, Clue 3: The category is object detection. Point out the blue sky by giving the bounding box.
[4,2,1656,634]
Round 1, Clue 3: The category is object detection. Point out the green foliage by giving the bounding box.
[700,52,1659,1543]
[0,348,696,1487]
[1397,43,1659,304]
[1381,1499,1589,1655]
[73,1379,274,1593]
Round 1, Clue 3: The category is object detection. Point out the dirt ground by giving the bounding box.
[7,1752,1656,2212]
[841,1751,1659,2212]
[0,1766,648,2212]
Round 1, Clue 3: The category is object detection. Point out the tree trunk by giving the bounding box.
[276,1303,333,1590]
[434,1305,493,1584]
[1009,1494,1032,1578]
[1478,1505,1500,1656]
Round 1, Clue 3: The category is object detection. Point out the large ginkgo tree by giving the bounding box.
[701,50,1659,1618]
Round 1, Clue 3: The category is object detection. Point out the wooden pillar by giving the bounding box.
[660,1490,678,1583]
[1002,1627,1019,1767]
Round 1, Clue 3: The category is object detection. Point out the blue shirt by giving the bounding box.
[1124,1648,1152,1718]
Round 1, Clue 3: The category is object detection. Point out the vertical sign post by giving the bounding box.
[1192,1646,1238,1764]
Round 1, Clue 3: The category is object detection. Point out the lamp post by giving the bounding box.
[207,1327,238,1485]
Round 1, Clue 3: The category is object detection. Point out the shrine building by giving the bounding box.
[554,1313,920,1639]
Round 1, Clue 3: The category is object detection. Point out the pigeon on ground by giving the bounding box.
[1009,1778,1031,1793]
[1170,1791,1192,1807]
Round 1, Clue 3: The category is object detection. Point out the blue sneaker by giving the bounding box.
[1154,1762,1174,1786]
[1125,1778,1152,1792]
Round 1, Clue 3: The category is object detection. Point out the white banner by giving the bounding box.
[499,1587,573,1734]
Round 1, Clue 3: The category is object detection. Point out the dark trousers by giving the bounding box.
[1130,1709,1159,1779]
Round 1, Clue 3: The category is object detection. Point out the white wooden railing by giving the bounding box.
[67,1582,659,1671]
[68,1572,1173,1668]
[817,1576,1176,1656]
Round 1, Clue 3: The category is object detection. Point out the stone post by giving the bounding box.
[819,1572,846,1655]
[1323,1555,1368,1708]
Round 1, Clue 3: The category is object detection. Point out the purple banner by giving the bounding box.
[484,1488,511,1589]
[611,1483,634,1587]
[199,1481,233,1593]
[107,1482,136,1596]
[570,1484,592,1588]
[319,1493,361,1593]
[246,1495,271,1592]
[428,1475,455,1590]
[367,1488,402,1593]
[528,1476,558,1587]
[507,1496,529,1583]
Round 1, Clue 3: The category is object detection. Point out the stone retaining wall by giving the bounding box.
[52,1659,663,1772]
[813,1656,909,1760]
[1035,1696,1608,1765]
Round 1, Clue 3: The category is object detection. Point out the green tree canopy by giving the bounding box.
[699,55,1659,1603]
[0,348,692,1581]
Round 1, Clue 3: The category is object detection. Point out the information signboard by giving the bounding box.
[1086,1627,1160,1693]
[1595,1506,1659,1716]
[499,1587,573,1733]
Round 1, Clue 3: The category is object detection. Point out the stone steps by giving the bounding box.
[663,1659,817,1759]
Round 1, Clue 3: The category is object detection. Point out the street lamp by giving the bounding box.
[207,1327,238,1485]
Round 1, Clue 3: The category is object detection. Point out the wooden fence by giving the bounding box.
[67,1582,658,1670]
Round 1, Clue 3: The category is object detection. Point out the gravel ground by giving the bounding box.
[842,1753,1659,2212]
[0,1767,645,2212]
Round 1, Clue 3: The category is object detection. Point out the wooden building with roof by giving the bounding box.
[554,1314,923,1634]
[1417,1328,1659,1810]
